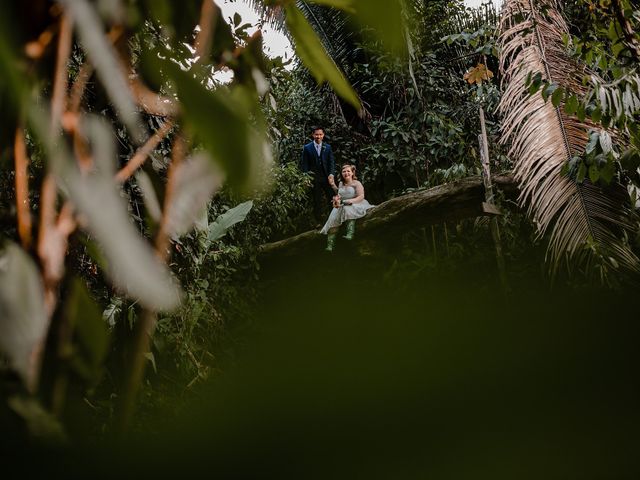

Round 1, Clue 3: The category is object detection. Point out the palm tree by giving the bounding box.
[498,0,639,277]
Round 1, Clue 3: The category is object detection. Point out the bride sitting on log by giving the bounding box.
[320,163,374,251]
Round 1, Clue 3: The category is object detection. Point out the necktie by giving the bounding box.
[316,143,321,156]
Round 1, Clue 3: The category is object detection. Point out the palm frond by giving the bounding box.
[437,1,501,75]
[498,0,639,274]
[246,1,366,116]
[245,0,357,68]
[295,1,357,70]
[244,0,286,30]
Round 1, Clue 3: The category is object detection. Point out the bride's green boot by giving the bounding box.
[343,220,356,240]
[325,233,337,252]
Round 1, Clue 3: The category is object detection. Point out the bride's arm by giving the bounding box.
[345,181,365,204]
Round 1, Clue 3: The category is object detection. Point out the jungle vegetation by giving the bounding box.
[1,0,639,475]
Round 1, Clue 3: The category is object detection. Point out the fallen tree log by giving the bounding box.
[260,174,518,259]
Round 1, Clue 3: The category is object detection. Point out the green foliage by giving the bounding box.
[228,161,313,242]
[146,161,310,383]
[384,208,543,289]
[268,51,497,198]
[441,26,498,57]
[562,130,618,185]
[207,200,254,245]
[2,0,415,438]
[527,0,640,191]
[63,279,110,385]
[4,0,638,448]
[266,0,508,201]
[431,162,480,185]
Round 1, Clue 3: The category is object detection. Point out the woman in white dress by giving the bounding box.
[320,164,374,251]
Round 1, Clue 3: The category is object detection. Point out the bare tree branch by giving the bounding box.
[14,127,32,250]
[115,120,174,182]
[51,13,73,130]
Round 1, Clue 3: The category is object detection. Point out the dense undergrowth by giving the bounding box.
[2,3,640,471]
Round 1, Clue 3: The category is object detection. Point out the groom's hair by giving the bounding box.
[311,126,325,133]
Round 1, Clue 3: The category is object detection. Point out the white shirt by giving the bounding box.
[315,142,322,155]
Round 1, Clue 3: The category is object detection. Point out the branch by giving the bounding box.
[611,0,640,62]
[67,27,122,115]
[51,13,73,130]
[68,62,93,114]
[14,127,32,250]
[37,175,59,318]
[156,133,186,260]
[27,13,77,394]
[115,120,174,182]
[129,76,180,117]
[194,0,218,64]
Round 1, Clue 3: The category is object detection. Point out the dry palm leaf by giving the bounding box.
[498,0,639,275]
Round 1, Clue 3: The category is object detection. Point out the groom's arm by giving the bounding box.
[327,145,335,180]
[300,145,309,173]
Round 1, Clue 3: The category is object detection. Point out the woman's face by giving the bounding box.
[342,167,353,181]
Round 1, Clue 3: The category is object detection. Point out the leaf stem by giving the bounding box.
[611,0,640,62]
[51,13,73,131]
[194,0,218,64]
[14,127,32,250]
[115,120,174,182]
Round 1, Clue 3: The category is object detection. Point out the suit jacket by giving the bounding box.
[300,141,335,183]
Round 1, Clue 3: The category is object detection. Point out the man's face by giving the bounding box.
[312,129,324,144]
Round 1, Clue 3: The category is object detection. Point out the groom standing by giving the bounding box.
[300,126,336,225]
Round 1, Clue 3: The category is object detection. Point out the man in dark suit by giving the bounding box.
[300,126,336,224]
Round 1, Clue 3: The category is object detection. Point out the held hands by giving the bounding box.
[328,175,336,188]
[333,195,352,208]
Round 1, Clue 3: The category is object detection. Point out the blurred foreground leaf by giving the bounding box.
[353,0,404,53]
[135,170,163,223]
[8,395,67,445]
[61,0,143,142]
[166,153,224,239]
[34,112,181,311]
[0,242,48,385]
[285,3,360,109]
[165,63,258,192]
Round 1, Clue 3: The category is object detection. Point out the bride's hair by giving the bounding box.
[340,163,357,181]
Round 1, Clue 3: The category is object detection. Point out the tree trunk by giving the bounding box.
[260,174,518,259]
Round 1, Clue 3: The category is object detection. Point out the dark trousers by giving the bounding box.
[312,179,335,223]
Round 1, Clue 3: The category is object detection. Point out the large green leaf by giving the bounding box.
[285,3,360,109]
[207,200,254,245]
[7,395,67,444]
[0,242,48,385]
[352,0,404,52]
